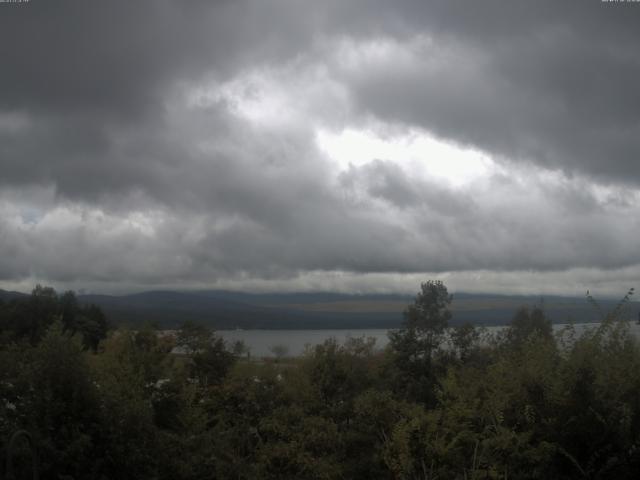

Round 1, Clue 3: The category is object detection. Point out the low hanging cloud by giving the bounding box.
[1,0,639,296]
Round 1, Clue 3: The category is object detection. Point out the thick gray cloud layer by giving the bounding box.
[341,1,640,185]
[1,0,640,295]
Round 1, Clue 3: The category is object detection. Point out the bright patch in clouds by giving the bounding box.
[316,128,495,186]
[188,63,349,129]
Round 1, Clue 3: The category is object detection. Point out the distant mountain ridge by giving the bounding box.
[0,289,27,302]
[2,288,639,329]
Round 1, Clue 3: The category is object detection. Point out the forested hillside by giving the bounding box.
[2,282,640,479]
[3,288,635,330]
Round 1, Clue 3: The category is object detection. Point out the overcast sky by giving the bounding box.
[1,0,639,296]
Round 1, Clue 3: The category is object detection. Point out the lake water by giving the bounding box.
[217,322,639,357]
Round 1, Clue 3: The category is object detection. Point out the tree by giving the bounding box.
[60,290,109,350]
[90,328,163,478]
[269,344,289,362]
[176,321,235,386]
[506,306,552,348]
[25,285,59,344]
[192,336,235,386]
[387,280,452,404]
[255,405,343,479]
[402,280,452,339]
[59,290,79,331]
[232,339,250,358]
[450,322,481,362]
[303,337,377,422]
[176,321,213,355]
[21,322,102,479]
[75,303,109,351]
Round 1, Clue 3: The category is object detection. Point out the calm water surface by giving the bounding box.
[217,322,640,357]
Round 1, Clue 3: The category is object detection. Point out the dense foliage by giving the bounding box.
[1,282,640,479]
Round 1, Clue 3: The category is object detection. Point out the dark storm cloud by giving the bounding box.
[0,0,332,201]
[4,0,640,195]
[338,0,640,184]
[0,0,326,115]
[1,0,640,293]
